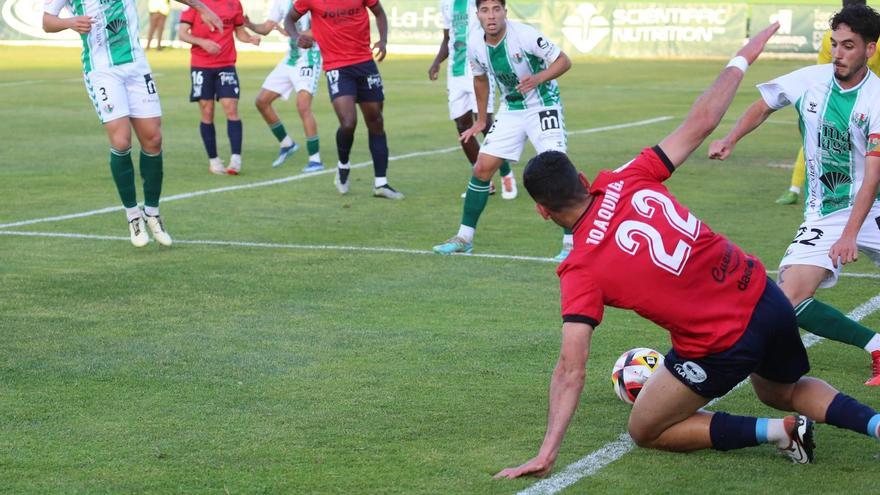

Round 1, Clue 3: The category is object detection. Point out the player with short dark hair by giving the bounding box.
[179,0,260,175]
[710,4,880,385]
[495,23,880,480]
[287,0,404,200]
[42,0,222,247]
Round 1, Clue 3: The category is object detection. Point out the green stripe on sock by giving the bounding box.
[793,297,814,315]
[461,177,491,228]
[797,297,877,349]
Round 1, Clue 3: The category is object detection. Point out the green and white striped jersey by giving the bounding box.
[468,20,561,112]
[267,0,320,68]
[44,0,143,73]
[440,0,480,80]
[759,64,880,218]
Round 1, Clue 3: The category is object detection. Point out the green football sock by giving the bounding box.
[461,176,491,228]
[307,135,319,155]
[139,150,163,208]
[109,148,137,208]
[499,160,512,177]
[795,297,877,349]
[270,122,287,142]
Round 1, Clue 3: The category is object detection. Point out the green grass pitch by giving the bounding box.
[1,47,878,494]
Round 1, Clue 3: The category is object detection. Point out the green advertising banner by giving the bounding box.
[750,4,838,54]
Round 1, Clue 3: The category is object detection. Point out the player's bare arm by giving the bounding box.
[495,322,594,480]
[707,99,775,161]
[369,2,388,62]
[175,0,223,32]
[830,155,880,267]
[234,25,260,46]
[286,5,303,28]
[515,52,571,94]
[429,29,450,81]
[178,23,221,54]
[244,15,277,36]
[42,13,93,34]
[459,74,490,143]
[659,22,779,168]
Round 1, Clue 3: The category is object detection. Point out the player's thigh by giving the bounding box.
[353,60,384,104]
[292,62,320,98]
[856,205,880,266]
[123,59,161,120]
[628,366,709,440]
[190,67,215,102]
[130,116,162,152]
[779,214,847,289]
[480,111,527,163]
[526,106,567,154]
[326,68,356,103]
[261,62,297,101]
[84,68,131,124]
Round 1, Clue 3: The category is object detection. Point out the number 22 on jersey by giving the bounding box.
[615,189,701,276]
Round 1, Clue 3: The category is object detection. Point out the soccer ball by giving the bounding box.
[611,347,664,404]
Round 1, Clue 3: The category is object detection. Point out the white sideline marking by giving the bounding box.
[0,116,673,230]
[517,293,880,495]
[1,229,880,281]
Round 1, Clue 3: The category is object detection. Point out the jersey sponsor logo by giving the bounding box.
[674,361,707,384]
[807,101,818,113]
[561,3,610,54]
[321,6,362,18]
[537,36,549,49]
[819,171,853,194]
[539,109,560,131]
[106,18,126,36]
[738,259,755,291]
[367,73,383,89]
[219,71,238,86]
[585,180,624,245]
[711,241,740,283]
[820,121,851,154]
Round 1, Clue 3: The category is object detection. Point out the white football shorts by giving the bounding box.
[446,75,494,120]
[779,205,880,288]
[262,58,321,100]
[480,105,567,162]
[84,58,162,124]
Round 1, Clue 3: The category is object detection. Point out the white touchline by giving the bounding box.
[1,229,879,281]
[517,294,880,495]
[0,116,674,230]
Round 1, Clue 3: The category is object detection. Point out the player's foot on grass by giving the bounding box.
[272,142,299,168]
[554,242,574,262]
[208,158,227,175]
[334,170,350,194]
[227,156,242,175]
[866,350,880,386]
[775,191,798,205]
[145,214,172,247]
[778,415,814,464]
[461,182,495,198]
[433,236,472,255]
[501,173,518,200]
[373,184,405,200]
[302,160,324,173]
[129,216,149,247]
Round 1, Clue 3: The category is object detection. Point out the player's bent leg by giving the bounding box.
[296,91,322,173]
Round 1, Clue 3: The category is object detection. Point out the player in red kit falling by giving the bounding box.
[286,0,404,199]
[179,0,260,175]
[493,23,880,479]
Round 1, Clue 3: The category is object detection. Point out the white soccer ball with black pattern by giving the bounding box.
[611,347,664,404]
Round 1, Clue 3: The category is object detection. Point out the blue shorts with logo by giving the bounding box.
[190,66,240,102]
[325,60,384,102]
[664,278,810,399]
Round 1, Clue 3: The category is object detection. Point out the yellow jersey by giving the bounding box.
[818,30,880,74]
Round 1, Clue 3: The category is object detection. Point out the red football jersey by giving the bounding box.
[558,146,767,358]
[293,0,378,71]
[180,0,245,68]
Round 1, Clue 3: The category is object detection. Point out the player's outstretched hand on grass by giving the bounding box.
[67,16,94,34]
[372,40,387,62]
[494,456,554,480]
[736,22,780,65]
[708,139,734,161]
[459,120,486,143]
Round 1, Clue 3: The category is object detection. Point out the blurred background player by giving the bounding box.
[287,0,404,200]
[709,4,880,385]
[146,0,170,51]
[775,0,880,205]
[179,0,260,175]
[428,0,515,199]
[247,0,324,172]
[432,0,572,260]
[497,24,880,479]
[42,0,221,247]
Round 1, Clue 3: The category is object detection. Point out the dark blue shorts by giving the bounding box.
[325,60,384,102]
[664,278,810,399]
[190,66,240,102]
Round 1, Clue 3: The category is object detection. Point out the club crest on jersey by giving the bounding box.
[512,53,524,64]
[103,103,114,113]
[852,112,868,128]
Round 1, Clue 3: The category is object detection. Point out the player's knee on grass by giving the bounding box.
[626,419,663,449]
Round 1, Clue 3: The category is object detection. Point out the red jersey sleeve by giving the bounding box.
[364,0,379,7]
[232,2,244,26]
[559,266,605,328]
[179,6,195,24]
[292,0,309,15]
[621,146,675,184]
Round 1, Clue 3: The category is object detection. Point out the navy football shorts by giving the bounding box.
[190,66,240,102]
[325,60,384,102]
[663,277,810,399]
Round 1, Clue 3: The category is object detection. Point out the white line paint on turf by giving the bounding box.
[0,116,674,230]
[517,293,880,495]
